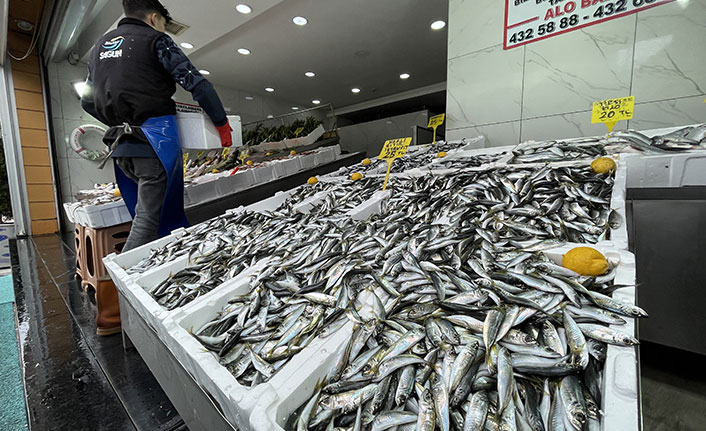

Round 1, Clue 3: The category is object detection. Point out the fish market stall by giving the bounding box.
[104,125,706,431]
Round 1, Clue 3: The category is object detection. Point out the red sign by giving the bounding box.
[504,0,675,50]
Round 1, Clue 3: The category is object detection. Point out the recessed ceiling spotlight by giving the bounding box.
[199,70,211,75]
[265,87,275,92]
[72,81,87,98]
[292,107,299,110]
[180,42,194,49]
[305,71,316,77]
[245,96,254,100]
[267,115,274,119]
[312,100,321,105]
[15,19,35,31]
[235,4,252,14]
[351,88,361,94]
[238,48,251,55]
[292,16,308,26]
[431,20,446,30]
[400,73,410,80]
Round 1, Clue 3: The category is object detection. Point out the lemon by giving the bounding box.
[290,150,297,156]
[113,189,121,197]
[437,152,448,158]
[247,160,253,166]
[361,158,372,166]
[307,177,318,185]
[591,157,617,174]
[562,247,609,276]
[266,152,272,156]
[211,169,220,174]
[351,172,363,181]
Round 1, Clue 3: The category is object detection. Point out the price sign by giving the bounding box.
[377,137,412,191]
[238,148,249,165]
[428,114,445,145]
[504,0,675,50]
[591,96,634,132]
[294,127,305,137]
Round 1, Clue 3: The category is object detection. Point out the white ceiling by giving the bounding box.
[164,0,449,112]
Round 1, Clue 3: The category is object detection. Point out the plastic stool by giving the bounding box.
[82,222,131,291]
[75,224,86,281]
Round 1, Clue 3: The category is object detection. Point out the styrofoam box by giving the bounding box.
[78,200,133,229]
[249,244,639,431]
[281,125,326,150]
[185,177,222,207]
[297,153,317,171]
[63,202,80,224]
[624,151,706,188]
[216,169,256,196]
[271,158,300,177]
[313,146,336,165]
[250,164,276,184]
[177,113,243,150]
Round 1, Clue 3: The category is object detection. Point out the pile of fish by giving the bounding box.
[139,178,387,310]
[607,126,706,153]
[509,141,607,165]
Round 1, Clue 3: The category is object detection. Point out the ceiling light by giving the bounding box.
[72,81,87,98]
[180,42,194,49]
[400,73,410,80]
[305,71,315,77]
[351,88,361,94]
[267,115,274,119]
[15,19,35,31]
[245,96,254,100]
[292,16,308,26]
[431,20,446,30]
[292,107,299,110]
[199,70,211,75]
[238,48,251,55]
[312,100,321,105]
[235,4,252,14]
[265,87,275,92]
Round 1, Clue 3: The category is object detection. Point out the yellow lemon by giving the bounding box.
[247,160,253,166]
[351,172,363,181]
[113,189,121,197]
[307,177,318,185]
[266,152,272,156]
[290,150,297,156]
[591,157,617,174]
[562,247,610,276]
[211,169,220,174]
[361,158,372,166]
[437,152,448,158]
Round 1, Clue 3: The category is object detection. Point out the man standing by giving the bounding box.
[81,0,232,335]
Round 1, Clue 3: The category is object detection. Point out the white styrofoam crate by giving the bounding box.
[177,113,243,150]
[250,164,276,184]
[216,169,256,196]
[297,153,316,171]
[63,202,80,224]
[77,200,132,229]
[249,244,639,431]
[271,158,300,177]
[348,190,390,221]
[281,125,325,150]
[185,178,222,207]
[624,151,706,188]
[313,146,336,165]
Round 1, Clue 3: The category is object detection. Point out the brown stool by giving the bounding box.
[74,224,86,282]
[82,222,131,292]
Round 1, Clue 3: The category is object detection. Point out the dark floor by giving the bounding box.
[9,233,706,430]
[10,234,187,431]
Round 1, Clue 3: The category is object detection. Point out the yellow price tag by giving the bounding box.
[428,114,445,144]
[377,137,412,191]
[183,153,189,163]
[294,127,305,137]
[238,148,249,165]
[196,151,205,159]
[592,96,634,132]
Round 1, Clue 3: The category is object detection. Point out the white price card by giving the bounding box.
[504,0,675,50]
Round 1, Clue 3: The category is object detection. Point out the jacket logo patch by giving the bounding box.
[103,36,124,51]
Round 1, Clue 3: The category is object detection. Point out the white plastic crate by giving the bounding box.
[177,113,243,150]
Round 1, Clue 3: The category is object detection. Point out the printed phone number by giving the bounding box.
[507,0,668,47]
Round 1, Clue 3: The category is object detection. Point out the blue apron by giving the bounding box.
[114,115,189,238]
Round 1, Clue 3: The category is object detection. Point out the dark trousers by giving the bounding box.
[116,157,167,252]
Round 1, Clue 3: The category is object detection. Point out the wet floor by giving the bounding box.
[11,234,188,431]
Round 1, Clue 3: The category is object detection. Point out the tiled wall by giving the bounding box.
[446,0,706,146]
[337,111,430,157]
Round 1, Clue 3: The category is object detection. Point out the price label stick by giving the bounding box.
[377,137,412,191]
[294,127,305,138]
[592,96,634,132]
[221,147,231,159]
[238,148,250,165]
[428,114,446,145]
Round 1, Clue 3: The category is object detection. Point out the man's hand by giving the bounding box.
[216,122,233,148]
